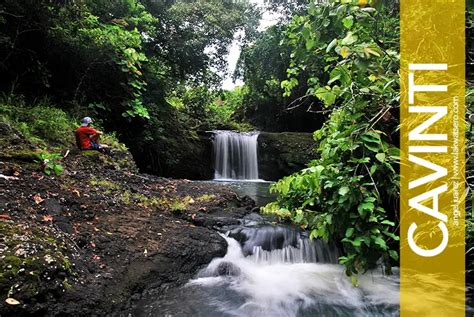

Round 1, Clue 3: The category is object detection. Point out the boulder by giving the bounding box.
[257,132,316,181]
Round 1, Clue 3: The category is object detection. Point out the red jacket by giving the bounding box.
[75,126,97,150]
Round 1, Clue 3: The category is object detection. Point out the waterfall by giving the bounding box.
[228,225,341,264]
[213,130,259,180]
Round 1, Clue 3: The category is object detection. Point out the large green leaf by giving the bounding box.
[315,87,336,106]
[341,32,358,45]
[342,16,354,29]
[339,186,350,196]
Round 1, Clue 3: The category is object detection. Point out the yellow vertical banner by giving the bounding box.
[400,0,465,316]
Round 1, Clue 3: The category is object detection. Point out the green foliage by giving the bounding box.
[235,24,300,130]
[263,105,400,275]
[35,152,64,176]
[0,95,127,150]
[0,98,76,146]
[100,131,128,151]
[263,1,400,275]
[0,0,259,124]
[50,0,152,119]
[166,85,253,131]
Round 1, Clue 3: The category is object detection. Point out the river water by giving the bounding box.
[135,180,399,316]
[135,132,400,316]
[212,180,275,207]
[137,231,399,317]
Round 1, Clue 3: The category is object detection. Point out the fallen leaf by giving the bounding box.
[42,215,53,222]
[33,194,44,204]
[90,242,96,248]
[72,189,80,197]
[92,254,101,261]
[5,298,20,305]
[0,214,11,220]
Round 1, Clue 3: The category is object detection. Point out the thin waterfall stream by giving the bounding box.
[213,131,260,181]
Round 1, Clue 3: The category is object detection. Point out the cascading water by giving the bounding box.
[228,225,341,264]
[140,225,400,317]
[213,131,259,180]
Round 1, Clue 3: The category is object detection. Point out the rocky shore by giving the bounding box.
[0,123,255,316]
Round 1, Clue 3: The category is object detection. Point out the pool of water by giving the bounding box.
[210,180,275,207]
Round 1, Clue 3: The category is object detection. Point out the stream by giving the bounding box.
[135,224,399,317]
[133,131,400,316]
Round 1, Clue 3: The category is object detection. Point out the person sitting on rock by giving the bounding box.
[75,117,106,151]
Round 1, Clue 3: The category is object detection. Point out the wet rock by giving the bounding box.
[43,199,63,216]
[242,212,264,225]
[257,132,315,181]
[238,195,256,208]
[217,261,241,276]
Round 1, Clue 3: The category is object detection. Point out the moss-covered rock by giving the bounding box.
[257,132,316,181]
[0,221,76,315]
[76,148,138,173]
[132,133,214,180]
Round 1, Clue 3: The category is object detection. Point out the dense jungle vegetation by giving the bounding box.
[0,0,472,284]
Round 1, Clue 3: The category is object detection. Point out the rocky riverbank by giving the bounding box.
[0,123,254,316]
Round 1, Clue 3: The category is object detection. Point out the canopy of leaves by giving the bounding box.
[0,0,258,122]
[0,0,260,172]
[235,23,325,132]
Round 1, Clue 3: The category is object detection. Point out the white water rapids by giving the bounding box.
[136,228,400,316]
[184,236,400,317]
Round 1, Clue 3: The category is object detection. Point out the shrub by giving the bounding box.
[0,95,128,149]
[0,97,75,146]
[262,105,400,276]
[35,152,64,176]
